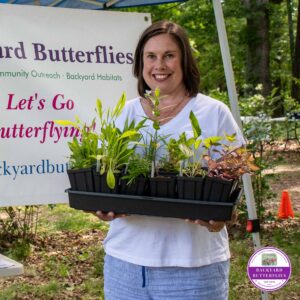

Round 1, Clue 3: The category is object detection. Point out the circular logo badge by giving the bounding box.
[247,247,291,292]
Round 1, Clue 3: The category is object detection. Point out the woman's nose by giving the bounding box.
[154,57,166,70]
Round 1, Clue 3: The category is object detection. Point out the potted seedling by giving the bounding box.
[176,111,243,202]
[94,93,146,193]
[203,144,258,202]
[60,89,251,221]
[175,111,209,200]
[174,111,220,201]
[143,88,178,198]
[119,153,151,195]
[55,117,99,192]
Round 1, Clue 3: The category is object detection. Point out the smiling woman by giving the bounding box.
[94,20,244,300]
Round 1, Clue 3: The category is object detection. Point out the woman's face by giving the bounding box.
[142,33,184,96]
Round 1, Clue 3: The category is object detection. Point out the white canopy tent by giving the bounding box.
[0,0,186,9]
[0,1,268,298]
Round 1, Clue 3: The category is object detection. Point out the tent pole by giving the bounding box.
[211,1,269,299]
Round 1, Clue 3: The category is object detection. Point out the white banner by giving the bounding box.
[0,4,151,206]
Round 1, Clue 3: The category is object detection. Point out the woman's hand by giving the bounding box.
[95,211,128,221]
[185,219,225,232]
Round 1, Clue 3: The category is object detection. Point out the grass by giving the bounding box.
[0,281,62,300]
[0,205,299,300]
[38,204,108,233]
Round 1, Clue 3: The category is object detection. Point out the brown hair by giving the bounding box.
[133,20,200,97]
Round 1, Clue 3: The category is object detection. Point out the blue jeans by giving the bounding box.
[104,255,229,300]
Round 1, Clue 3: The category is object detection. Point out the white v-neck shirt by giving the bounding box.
[103,93,244,267]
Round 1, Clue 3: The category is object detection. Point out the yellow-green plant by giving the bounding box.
[96,93,146,188]
[55,117,99,170]
[143,88,166,177]
[174,111,224,177]
[121,154,151,185]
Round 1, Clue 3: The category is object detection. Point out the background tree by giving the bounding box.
[243,0,271,97]
[125,0,298,113]
[292,0,300,103]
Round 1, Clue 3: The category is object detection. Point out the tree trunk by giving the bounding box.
[291,0,300,103]
[286,0,295,63]
[243,0,272,97]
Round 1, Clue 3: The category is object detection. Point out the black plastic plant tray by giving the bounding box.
[66,188,243,221]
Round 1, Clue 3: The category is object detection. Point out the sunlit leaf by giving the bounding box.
[96,98,103,121]
[224,132,237,143]
[54,120,79,129]
[107,169,115,189]
[179,144,193,157]
[189,111,201,138]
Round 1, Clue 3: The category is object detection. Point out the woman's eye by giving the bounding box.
[165,53,174,59]
[147,54,156,59]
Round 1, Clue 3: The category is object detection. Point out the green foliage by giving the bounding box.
[180,111,206,176]
[189,110,202,138]
[55,118,99,170]
[182,162,207,178]
[6,239,32,261]
[180,111,226,177]
[0,281,62,300]
[97,123,142,189]
[161,110,244,178]
[52,209,99,232]
[0,205,39,259]
[242,112,280,219]
[96,93,146,188]
[125,0,299,104]
[208,89,230,107]
[143,88,166,176]
[121,154,151,185]
[38,204,107,233]
[68,124,98,170]
[160,132,193,173]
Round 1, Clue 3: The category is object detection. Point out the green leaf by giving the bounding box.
[154,87,160,98]
[203,136,222,148]
[54,120,79,129]
[179,144,193,157]
[107,169,115,189]
[100,164,106,175]
[75,115,80,123]
[112,92,126,119]
[153,121,160,130]
[224,132,237,143]
[194,139,202,150]
[189,111,201,138]
[119,130,139,139]
[96,98,103,122]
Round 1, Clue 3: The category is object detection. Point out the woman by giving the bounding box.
[97,20,244,300]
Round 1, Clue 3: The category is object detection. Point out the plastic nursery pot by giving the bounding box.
[67,167,94,192]
[149,176,177,198]
[119,177,148,196]
[202,176,236,202]
[92,168,119,194]
[156,169,178,177]
[177,176,204,200]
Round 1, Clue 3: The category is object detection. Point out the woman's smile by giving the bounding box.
[153,73,170,81]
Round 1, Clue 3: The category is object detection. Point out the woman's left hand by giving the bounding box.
[185,219,225,232]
